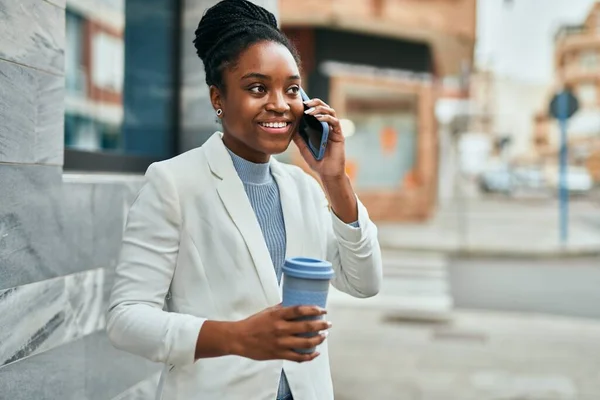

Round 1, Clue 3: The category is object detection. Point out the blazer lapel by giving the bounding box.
[271,159,304,260]
[205,133,280,305]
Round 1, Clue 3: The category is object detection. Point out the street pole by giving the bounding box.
[558,92,569,245]
[457,59,471,251]
[549,88,577,245]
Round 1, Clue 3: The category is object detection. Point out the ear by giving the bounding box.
[209,85,223,112]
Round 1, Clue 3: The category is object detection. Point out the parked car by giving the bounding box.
[479,166,513,194]
[480,165,545,193]
[545,166,593,194]
[480,164,592,196]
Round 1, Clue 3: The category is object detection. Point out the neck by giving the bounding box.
[222,133,270,164]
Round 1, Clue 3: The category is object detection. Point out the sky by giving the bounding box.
[476,0,597,84]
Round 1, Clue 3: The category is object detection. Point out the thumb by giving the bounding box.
[293,134,314,163]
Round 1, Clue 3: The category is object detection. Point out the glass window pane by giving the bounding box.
[579,51,598,70]
[344,91,418,190]
[64,0,177,159]
[578,83,597,105]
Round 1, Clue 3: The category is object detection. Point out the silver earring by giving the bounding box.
[216,109,223,117]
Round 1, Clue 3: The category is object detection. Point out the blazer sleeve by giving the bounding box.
[308,175,383,298]
[106,163,205,367]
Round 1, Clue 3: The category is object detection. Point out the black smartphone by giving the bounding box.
[299,88,329,160]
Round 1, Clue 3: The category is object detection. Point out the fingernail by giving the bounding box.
[304,107,315,114]
[327,321,333,328]
[321,331,329,338]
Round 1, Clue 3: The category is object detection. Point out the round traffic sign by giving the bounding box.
[549,90,579,120]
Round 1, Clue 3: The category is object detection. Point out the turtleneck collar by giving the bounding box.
[225,147,272,185]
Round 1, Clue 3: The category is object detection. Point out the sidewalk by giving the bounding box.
[329,250,453,321]
[376,197,600,257]
[328,306,600,400]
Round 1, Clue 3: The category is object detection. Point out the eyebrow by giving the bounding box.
[241,72,301,81]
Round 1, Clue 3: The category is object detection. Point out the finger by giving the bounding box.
[266,303,284,318]
[280,349,320,363]
[314,114,343,140]
[279,332,328,350]
[288,319,332,335]
[303,98,329,108]
[280,305,326,320]
[304,105,335,117]
[314,114,339,128]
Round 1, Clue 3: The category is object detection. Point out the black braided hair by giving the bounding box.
[193,0,300,90]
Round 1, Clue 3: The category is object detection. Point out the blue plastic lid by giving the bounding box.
[283,257,334,280]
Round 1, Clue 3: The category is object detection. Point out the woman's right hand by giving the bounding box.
[231,305,331,363]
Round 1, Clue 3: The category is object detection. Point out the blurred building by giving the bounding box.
[278,0,477,221]
[64,0,180,165]
[468,69,547,164]
[65,0,125,152]
[534,1,600,182]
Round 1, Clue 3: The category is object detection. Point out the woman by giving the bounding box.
[106,1,382,399]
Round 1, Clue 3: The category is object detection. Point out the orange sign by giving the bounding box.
[380,127,397,155]
[402,170,419,189]
[345,159,358,183]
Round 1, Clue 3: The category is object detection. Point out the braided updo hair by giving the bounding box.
[193,0,301,90]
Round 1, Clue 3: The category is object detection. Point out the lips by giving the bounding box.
[257,121,292,135]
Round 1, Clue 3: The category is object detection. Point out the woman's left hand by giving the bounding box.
[293,97,359,223]
[292,98,346,181]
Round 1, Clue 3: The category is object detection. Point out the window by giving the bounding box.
[342,87,418,190]
[579,51,599,70]
[578,83,597,105]
[65,11,86,96]
[92,32,124,93]
[64,0,181,172]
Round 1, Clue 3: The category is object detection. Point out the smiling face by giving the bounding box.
[210,41,304,163]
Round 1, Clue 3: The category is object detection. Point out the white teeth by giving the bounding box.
[261,122,287,128]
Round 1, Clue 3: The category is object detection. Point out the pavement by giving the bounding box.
[325,215,600,400]
[329,250,453,321]
[449,256,600,320]
[376,197,600,257]
[327,305,600,400]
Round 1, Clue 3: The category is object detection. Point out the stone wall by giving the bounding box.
[0,2,159,397]
[0,0,278,398]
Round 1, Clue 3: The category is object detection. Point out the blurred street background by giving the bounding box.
[2,0,600,399]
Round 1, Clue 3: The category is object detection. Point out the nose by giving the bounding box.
[265,91,290,114]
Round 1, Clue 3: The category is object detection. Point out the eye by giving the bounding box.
[249,85,266,94]
[287,86,300,95]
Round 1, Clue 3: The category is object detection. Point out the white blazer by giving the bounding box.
[107,132,382,400]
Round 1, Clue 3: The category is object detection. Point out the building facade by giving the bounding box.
[278,0,477,221]
[534,1,600,181]
[468,69,548,163]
